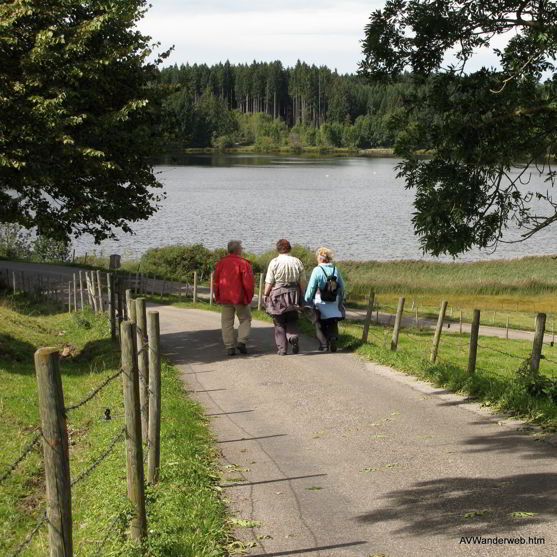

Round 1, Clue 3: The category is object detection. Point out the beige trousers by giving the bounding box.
[221,304,252,349]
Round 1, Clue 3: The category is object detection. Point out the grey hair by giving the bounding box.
[227,240,243,254]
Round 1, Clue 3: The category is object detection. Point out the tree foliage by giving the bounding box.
[360,1,557,256]
[0,0,168,243]
[159,60,409,149]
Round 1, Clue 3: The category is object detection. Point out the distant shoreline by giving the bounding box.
[173,146,398,157]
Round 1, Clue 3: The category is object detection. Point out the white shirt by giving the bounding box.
[265,254,306,285]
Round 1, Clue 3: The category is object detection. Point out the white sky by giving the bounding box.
[138,0,503,73]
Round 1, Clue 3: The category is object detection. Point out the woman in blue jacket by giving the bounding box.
[304,247,344,352]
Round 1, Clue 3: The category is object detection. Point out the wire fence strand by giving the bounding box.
[65,369,124,412]
[477,343,528,361]
[0,432,41,484]
[70,427,126,488]
[7,510,47,557]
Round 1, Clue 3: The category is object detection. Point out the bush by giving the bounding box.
[32,235,71,263]
[140,244,218,282]
[212,134,234,150]
[0,223,31,259]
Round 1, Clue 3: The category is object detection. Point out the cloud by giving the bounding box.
[139,1,378,73]
[138,1,506,74]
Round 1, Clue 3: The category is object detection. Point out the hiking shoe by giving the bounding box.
[227,348,236,356]
[277,350,286,356]
[329,337,338,353]
[237,343,248,354]
[289,337,299,354]
[318,344,327,351]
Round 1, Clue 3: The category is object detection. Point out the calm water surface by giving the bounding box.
[74,154,557,262]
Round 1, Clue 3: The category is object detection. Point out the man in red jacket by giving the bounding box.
[213,240,254,356]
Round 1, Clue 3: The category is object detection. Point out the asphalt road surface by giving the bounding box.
[155,304,557,557]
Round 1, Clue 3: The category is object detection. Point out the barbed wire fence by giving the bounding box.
[3,293,162,557]
[357,292,557,378]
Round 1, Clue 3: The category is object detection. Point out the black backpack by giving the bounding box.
[319,265,339,302]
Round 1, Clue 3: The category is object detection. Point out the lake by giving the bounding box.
[73,153,557,262]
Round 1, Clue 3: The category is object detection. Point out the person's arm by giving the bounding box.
[298,262,307,292]
[242,262,254,301]
[213,263,220,302]
[304,268,318,302]
[264,260,275,299]
[337,269,345,302]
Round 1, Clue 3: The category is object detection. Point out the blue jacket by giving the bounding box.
[304,264,344,319]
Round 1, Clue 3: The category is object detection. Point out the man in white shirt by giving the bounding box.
[264,239,306,355]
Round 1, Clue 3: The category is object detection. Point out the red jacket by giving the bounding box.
[213,254,254,305]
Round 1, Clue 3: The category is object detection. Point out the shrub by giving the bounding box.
[140,244,217,282]
[0,223,32,259]
[32,235,71,263]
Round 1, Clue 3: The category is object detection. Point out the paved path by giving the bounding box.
[155,304,557,557]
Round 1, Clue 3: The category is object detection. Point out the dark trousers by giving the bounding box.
[273,310,299,353]
[315,317,339,348]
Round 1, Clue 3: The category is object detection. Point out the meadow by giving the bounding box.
[0,295,231,557]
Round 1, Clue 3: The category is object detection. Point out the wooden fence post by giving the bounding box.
[257,272,264,311]
[147,311,161,484]
[89,272,98,312]
[391,297,405,351]
[85,272,93,309]
[107,273,116,341]
[531,313,546,375]
[120,321,147,542]
[126,289,136,323]
[117,276,124,331]
[375,296,380,324]
[67,281,71,313]
[468,309,481,375]
[430,300,448,363]
[34,348,73,557]
[362,289,375,343]
[12,271,16,294]
[135,298,149,443]
[459,309,463,334]
[193,271,197,304]
[96,270,104,312]
[72,273,77,312]
[78,271,84,310]
[209,272,214,306]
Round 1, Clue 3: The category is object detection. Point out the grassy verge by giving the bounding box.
[153,295,557,430]
[336,320,557,429]
[0,294,230,556]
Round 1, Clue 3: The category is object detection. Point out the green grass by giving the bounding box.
[337,319,557,428]
[341,255,557,297]
[0,294,230,556]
